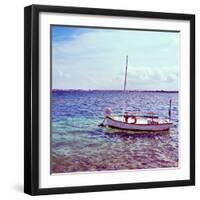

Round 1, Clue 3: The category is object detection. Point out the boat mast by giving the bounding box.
[122,56,128,117]
[168,99,172,121]
[124,56,128,91]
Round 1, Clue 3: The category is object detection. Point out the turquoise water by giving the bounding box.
[51,90,178,173]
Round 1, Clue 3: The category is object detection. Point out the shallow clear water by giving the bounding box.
[51,90,178,173]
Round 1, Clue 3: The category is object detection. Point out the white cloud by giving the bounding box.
[52,28,179,90]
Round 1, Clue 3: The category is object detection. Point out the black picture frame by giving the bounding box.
[24,4,195,196]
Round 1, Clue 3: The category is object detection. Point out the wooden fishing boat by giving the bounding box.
[99,56,173,132]
[105,114,173,132]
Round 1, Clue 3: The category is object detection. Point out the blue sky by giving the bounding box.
[52,25,179,90]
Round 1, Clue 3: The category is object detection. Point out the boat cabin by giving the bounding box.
[123,112,159,125]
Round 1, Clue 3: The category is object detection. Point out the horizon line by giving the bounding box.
[52,89,178,92]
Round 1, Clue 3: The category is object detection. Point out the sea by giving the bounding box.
[51,90,178,173]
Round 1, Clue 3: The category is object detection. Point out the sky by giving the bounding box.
[52,25,179,90]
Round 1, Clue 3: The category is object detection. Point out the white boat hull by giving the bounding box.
[105,117,173,132]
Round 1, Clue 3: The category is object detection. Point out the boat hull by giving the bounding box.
[105,117,173,132]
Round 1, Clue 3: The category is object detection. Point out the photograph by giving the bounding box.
[24,4,195,195]
[51,25,179,174]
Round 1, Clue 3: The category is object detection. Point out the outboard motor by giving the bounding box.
[98,108,112,127]
[104,107,112,117]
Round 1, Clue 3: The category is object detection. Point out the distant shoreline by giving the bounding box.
[52,89,178,93]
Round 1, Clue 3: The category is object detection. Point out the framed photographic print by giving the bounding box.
[24,4,195,195]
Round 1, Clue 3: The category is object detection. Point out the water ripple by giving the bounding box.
[51,91,178,173]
